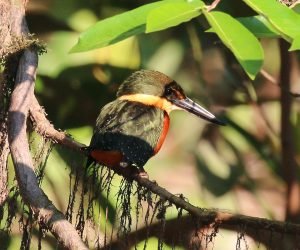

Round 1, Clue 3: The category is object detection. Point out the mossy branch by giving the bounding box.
[29,100,300,241]
[3,0,87,249]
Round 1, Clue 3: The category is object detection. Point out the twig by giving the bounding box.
[29,96,86,151]
[206,0,222,11]
[0,72,9,205]
[133,176,300,235]
[260,69,300,98]
[6,0,88,249]
[0,137,9,205]
[290,0,300,8]
[260,69,277,84]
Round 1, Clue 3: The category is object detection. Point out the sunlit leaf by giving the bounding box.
[204,11,264,80]
[40,32,139,77]
[289,36,300,51]
[70,1,164,53]
[237,16,279,38]
[243,0,300,49]
[208,15,279,37]
[146,0,205,33]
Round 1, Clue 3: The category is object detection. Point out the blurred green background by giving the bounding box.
[2,0,300,249]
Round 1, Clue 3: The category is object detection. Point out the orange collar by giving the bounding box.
[119,94,179,114]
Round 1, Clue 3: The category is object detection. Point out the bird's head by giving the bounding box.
[117,70,225,125]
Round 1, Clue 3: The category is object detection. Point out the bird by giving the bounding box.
[86,70,225,177]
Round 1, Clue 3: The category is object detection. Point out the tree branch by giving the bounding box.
[29,96,86,151]
[5,0,88,248]
[8,48,88,250]
[29,110,300,239]
[279,39,300,223]
[102,214,299,250]
[0,137,9,205]
[133,177,300,235]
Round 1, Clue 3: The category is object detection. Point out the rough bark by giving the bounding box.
[3,0,88,248]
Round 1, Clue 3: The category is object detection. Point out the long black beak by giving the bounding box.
[171,97,225,125]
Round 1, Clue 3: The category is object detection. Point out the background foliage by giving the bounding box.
[2,0,300,249]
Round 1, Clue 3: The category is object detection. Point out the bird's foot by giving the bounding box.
[134,168,149,179]
[120,161,130,168]
[118,162,149,179]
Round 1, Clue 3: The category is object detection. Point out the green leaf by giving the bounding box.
[290,36,300,51]
[237,16,279,38]
[70,1,164,53]
[204,11,264,80]
[146,0,205,33]
[243,0,300,48]
[293,3,300,14]
[209,15,280,38]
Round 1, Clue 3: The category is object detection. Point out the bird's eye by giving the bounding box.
[165,87,173,96]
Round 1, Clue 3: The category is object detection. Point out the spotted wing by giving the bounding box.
[89,100,165,167]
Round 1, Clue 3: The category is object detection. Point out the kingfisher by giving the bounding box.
[86,70,224,177]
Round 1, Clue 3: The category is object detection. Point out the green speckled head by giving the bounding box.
[116,70,174,97]
[116,70,225,126]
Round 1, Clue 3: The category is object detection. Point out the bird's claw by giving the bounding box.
[120,161,129,168]
[134,168,149,179]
